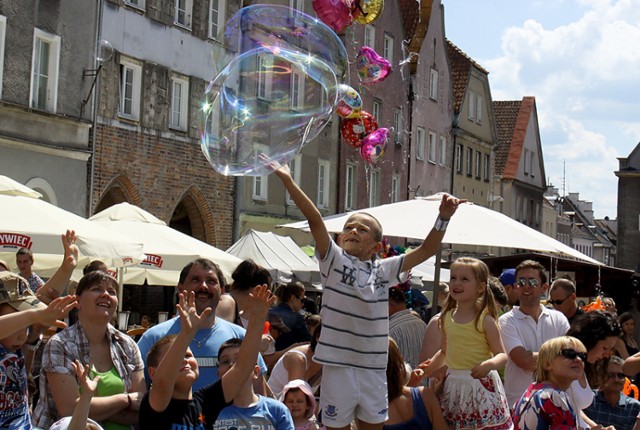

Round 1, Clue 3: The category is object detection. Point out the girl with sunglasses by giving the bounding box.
[513,336,588,429]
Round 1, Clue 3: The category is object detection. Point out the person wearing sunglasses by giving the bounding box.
[499,260,571,408]
[513,336,587,429]
[548,278,585,325]
[584,355,640,430]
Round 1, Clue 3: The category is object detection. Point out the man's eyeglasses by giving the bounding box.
[560,348,587,362]
[548,296,571,306]
[607,372,626,380]
[517,278,539,288]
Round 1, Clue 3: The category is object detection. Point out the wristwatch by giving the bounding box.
[434,216,450,232]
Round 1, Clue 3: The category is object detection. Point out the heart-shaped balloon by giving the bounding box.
[360,127,389,163]
[340,111,379,148]
[313,0,354,33]
[357,46,391,84]
[335,84,363,118]
[352,0,384,24]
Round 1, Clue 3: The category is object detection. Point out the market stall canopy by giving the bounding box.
[411,257,450,283]
[278,194,600,265]
[89,202,242,285]
[0,177,145,271]
[226,229,321,287]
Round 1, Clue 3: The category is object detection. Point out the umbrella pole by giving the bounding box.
[117,267,124,312]
[428,246,443,321]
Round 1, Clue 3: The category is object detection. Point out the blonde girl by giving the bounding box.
[422,257,512,430]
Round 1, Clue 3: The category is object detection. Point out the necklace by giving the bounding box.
[193,327,215,348]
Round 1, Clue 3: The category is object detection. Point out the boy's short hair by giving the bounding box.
[345,212,383,242]
[16,247,34,260]
[218,337,242,358]
[147,334,178,368]
[0,271,47,312]
[515,260,548,284]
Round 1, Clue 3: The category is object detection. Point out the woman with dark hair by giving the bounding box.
[217,259,272,327]
[566,310,622,428]
[33,271,146,430]
[270,282,311,350]
[267,324,323,399]
[383,338,448,430]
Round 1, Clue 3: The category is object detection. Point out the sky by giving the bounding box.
[441,0,640,219]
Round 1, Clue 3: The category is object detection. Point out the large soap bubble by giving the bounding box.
[201,5,349,176]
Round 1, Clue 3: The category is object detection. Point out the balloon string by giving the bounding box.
[364,163,371,196]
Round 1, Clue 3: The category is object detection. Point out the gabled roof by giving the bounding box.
[492,97,537,179]
[445,39,489,114]
[399,0,430,74]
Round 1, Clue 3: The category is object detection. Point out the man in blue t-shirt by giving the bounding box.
[138,259,268,392]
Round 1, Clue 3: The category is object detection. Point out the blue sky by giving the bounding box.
[442,0,640,219]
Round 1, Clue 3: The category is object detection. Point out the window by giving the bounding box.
[345,163,357,210]
[175,0,193,28]
[209,0,225,39]
[30,29,60,112]
[523,149,530,175]
[118,58,142,120]
[468,91,476,120]
[170,76,189,131]
[372,99,381,122]
[286,155,302,204]
[124,0,145,9]
[429,68,438,100]
[383,33,393,63]
[318,160,330,208]
[391,175,400,203]
[290,67,305,110]
[439,136,447,165]
[416,127,425,160]
[0,15,5,99]
[455,144,462,173]
[257,53,273,100]
[475,151,481,178]
[428,131,437,163]
[364,25,375,48]
[484,153,490,180]
[252,145,268,200]
[529,152,535,178]
[393,108,402,144]
[476,95,483,124]
[369,169,380,206]
[466,147,473,176]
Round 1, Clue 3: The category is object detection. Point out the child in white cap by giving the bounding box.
[280,379,319,430]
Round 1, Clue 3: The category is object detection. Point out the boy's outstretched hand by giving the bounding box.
[439,194,465,220]
[244,284,276,323]
[176,291,213,334]
[61,230,79,270]
[36,295,77,330]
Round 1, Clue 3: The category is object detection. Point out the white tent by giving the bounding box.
[278,194,600,265]
[0,176,145,272]
[411,257,450,283]
[226,229,321,288]
[89,203,242,285]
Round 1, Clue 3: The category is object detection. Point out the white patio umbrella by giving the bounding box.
[0,175,43,198]
[89,203,242,285]
[277,194,601,265]
[0,181,146,272]
[411,257,450,283]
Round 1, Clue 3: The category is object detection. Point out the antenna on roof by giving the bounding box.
[562,159,566,197]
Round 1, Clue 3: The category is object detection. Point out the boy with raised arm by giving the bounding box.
[273,165,461,430]
[139,284,275,430]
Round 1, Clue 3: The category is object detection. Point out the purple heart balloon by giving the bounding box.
[360,128,389,163]
[357,46,392,84]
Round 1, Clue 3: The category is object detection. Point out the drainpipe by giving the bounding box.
[406,75,415,200]
[88,0,104,216]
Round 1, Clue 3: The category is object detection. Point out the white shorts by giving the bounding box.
[320,365,388,428]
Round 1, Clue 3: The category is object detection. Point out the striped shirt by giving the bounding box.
[389,309,427,369]
[315,239,405,370]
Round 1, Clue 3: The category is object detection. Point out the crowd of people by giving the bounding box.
[2,164,640,430]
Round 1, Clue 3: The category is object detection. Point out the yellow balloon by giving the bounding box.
[353,0,384,25]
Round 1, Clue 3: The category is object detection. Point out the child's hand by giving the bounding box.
[438,194,465,220]
[176,291,212,333]
[36,295,77,329]
[61,230,79,269]
[419,359,433,378]
[71,359,99,398]
[244,284,276,323]
[407,366,425,387]
[470,361,491,379]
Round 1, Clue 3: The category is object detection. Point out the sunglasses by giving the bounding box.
[517,278,539,288]
[548,296,571,306]
[560,348,587,362]
[607,372,627,380]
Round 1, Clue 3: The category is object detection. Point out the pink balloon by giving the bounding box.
[357,46,391,84]
[312,0,354,33]
[360,128,389,163]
